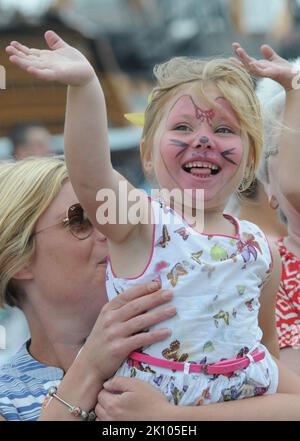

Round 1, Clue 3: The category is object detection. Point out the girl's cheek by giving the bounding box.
[161,133,194,155]
[219,138,244,168]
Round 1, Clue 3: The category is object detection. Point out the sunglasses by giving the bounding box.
[34,203,93,240]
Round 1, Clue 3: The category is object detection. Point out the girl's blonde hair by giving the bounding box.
[0,156,68,308]
[141,56,263,190]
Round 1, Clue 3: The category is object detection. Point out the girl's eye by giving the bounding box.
[215,127,234,134]
[174,124,191,132]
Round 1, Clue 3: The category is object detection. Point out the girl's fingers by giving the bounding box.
[9,41,42,58]
[10,40,44,57]
[260,44,279,61]
[6,45,45,67]
[27,66,56,82]
[95,403,107,421]
[236,48,254,65]
[232,42,241,50]
[8,54,44,71]
[6,45,28,59]
[228,57,244,68]
[232,42,255,66]
[44,30,68,50]
[8,55,33,70]
[9,40,31,55]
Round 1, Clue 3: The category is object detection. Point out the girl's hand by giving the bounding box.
[232,42,297,91]
[96,377,172,421]
[6,30,95,86]
[78,282,175,383]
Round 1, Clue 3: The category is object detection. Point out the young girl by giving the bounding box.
[241,52,300,375]
[6,32,283,406]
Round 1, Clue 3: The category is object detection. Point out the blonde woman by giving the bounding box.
[0,156,175,420]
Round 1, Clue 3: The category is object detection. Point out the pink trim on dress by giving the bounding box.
[108,198,156,280]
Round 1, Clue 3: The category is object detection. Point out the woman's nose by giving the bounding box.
[93,228,107,242]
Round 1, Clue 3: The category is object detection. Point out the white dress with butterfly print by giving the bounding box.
[106,199,278,406]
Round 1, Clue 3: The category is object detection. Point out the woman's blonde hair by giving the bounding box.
[0,156,68,308]
[141,56,263,191]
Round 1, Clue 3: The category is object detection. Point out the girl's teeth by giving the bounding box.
[185,162,219,170]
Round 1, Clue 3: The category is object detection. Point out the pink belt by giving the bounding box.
[128,349,265,375]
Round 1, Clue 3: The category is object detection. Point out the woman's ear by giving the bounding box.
[12,266,34,282]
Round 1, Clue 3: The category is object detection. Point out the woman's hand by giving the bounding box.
[96,377,172,421]
[6,30,95,86]
[79,282,175,383]
[232,42,297,91]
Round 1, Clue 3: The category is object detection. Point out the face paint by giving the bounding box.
[220,148,239,166]
[194,105,215,126]
[153,87,247,206]
[166,95,216,130]
[170,139,190,158]
[199,136,209,144]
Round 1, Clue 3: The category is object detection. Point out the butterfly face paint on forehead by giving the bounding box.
[166,94,216,129]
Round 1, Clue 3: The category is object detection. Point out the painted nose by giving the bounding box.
[200,136,209,144]
[194,136,211,149]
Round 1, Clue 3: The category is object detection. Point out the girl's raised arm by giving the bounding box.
[6,31,148,243]
[232,42,300,214]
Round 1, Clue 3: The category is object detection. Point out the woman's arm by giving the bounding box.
[38,282,175,421]
[280,347,300,376]
[258,241,281,358]
[96,358,300,421]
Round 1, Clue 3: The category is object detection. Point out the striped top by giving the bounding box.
[0,341,63,421]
